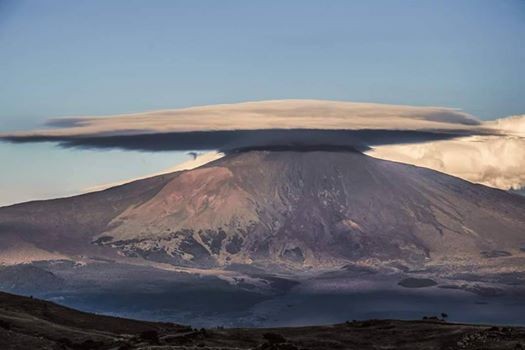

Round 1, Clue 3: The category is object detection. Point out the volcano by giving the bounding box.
[1,149,524,272]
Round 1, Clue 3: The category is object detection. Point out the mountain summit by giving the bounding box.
[1,149,524,272]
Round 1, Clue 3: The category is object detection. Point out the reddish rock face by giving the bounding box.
[1,150,524,272]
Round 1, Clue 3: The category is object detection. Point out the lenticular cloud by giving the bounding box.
[0,99,479,151]
[1,100,523,191]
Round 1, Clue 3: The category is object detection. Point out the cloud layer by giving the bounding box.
[1,100,481,151]
[1,100,523,191]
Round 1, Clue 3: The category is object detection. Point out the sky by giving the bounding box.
[0,0,524,206]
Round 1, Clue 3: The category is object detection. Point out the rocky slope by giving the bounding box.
[1,149,524,272]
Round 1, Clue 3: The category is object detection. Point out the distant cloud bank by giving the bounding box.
[367,115,525,190]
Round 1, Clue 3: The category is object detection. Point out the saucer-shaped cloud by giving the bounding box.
[3,99,522,191]
[0,100,481,151]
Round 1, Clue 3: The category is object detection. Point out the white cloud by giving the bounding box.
[1,99,479,138]
[367,115,525,190]
[2,99,523,192]
[484,114,525,136]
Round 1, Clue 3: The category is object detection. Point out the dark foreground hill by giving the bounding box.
[1,291,524,350]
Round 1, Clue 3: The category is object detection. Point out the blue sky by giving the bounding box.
[0,0,524,205]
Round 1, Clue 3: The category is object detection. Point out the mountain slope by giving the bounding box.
[1,150,524,271]
[0,172,179,259]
